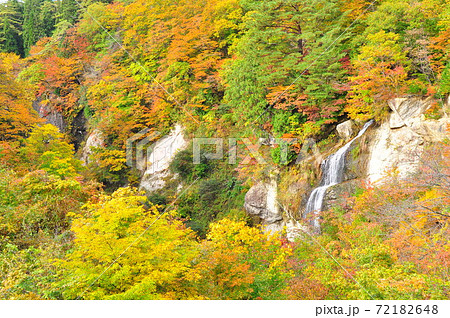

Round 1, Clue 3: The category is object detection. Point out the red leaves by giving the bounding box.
[33,29,93,117]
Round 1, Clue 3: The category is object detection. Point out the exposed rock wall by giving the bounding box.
[70,110,88,151]
[81,129,105,165]
[32,98,87,150]
[32,98,66,132]
[140,124,188,193]
[367,98,449,184]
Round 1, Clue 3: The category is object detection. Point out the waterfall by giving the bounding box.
[304,120,374,230]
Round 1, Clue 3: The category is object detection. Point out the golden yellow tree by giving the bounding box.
[57,187,199,300]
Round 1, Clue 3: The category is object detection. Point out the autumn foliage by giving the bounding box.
[0,0,449,301]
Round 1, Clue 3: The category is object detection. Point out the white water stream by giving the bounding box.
[304,120,374,230]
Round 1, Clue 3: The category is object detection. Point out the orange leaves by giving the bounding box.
[429,26,450,73]
[154,0,241,118]
[266,86,307,111]
[29,29,93,118]
[340,0,375,20]
[284,276,329,300]
[346,31,410,121]
[42,55,79,86]
[0,53,41,142]
[187,219,293,299]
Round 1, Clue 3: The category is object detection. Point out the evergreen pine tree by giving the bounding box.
[225,0,349,130]
[39,0,57,38]
[23,0,43,54]
[57,0,79,25]
[0,0,24,56]
[23,0,57,55]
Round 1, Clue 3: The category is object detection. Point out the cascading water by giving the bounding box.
[304,120,374,230]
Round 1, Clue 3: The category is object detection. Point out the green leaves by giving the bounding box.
[21,124,82,177]
[225,0,348,130]
[0,0,24,56]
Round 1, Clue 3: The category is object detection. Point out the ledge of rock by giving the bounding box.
[388,97,431,129]
[368,97,449,184]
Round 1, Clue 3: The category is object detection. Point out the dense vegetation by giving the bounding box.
[0,0,448,299]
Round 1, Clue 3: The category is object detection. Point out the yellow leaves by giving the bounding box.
[88,147,128,184]
[0,54,41,142]
[78,1,122,38]
[20,125,82,178]
[346,30,410,121]
[0,53,21,73]
[359,31,405,62]
[205,0,242,47]
[207,218,263,248]
[340,0,374,20]
[96,149,127,172]
[188,218,292,299]
[58,187,198,299]
[418,187,446,205]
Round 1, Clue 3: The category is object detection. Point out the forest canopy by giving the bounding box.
[0,0,448,300]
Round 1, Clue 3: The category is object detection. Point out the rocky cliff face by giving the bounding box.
[80,129,105,165]
[324,97,449,212]
[243,174,311,239]
[33,98,87,151]
[32,98,66,132]
[367,97,449,184]
[140,124,188,193]
[243,96,449,238]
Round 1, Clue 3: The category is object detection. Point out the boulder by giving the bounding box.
[244,180,283,224]
[336,120,353,140]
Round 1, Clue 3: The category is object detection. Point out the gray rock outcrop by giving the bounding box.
[388,97,431,129]
[244,178,284,234]
[32,99,66,132]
